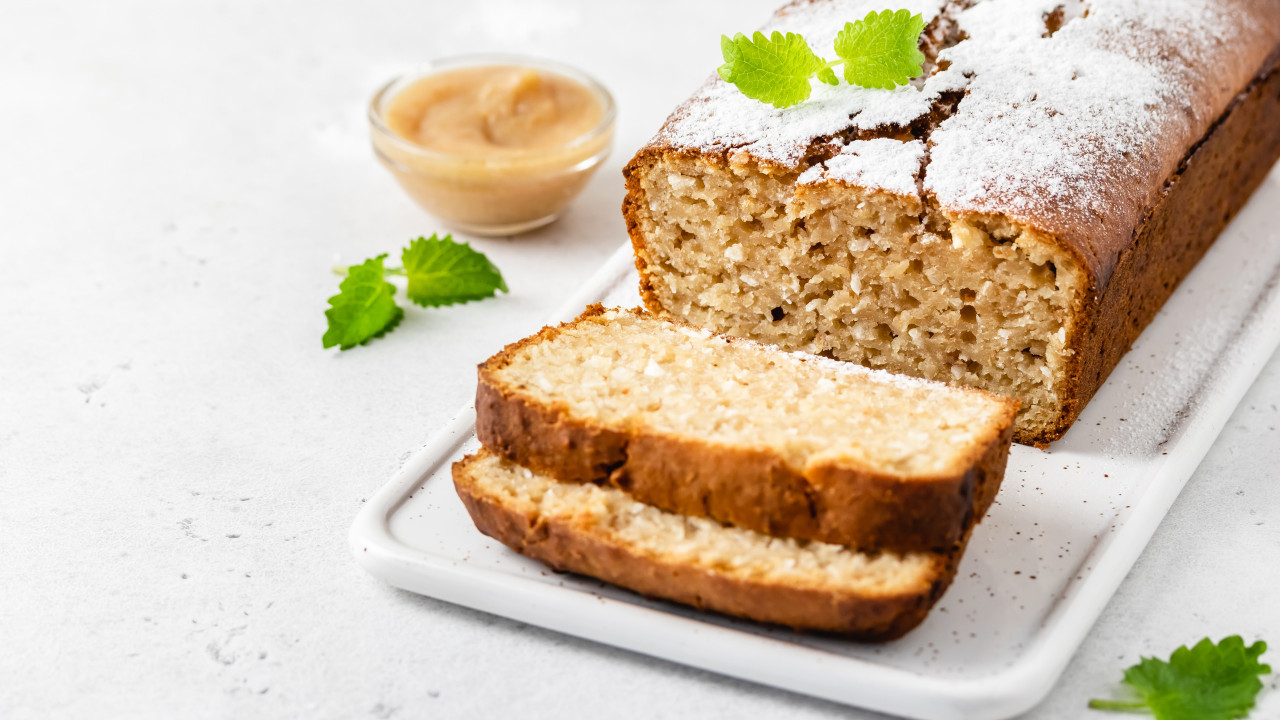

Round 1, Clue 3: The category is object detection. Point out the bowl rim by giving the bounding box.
[368,53,617,165]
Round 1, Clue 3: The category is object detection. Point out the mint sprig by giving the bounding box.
[1089,636,1271,720]
[322,235,507,350]
[718,8,927,108]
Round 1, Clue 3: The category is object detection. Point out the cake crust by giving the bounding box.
[476,305,1017,552]
[1066,48,1280,434]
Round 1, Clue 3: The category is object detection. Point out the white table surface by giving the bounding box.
[3,1,1278,718]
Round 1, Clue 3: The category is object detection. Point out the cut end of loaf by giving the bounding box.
[454,449,956,637]
[625,152,1085,444]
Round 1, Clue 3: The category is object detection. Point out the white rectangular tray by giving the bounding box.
[350,167,1280,720]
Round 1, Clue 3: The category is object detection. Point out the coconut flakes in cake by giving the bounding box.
[798,138,926,197]
[620,308,951,394]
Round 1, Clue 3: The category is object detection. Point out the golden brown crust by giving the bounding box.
[476,305,1017,553]
[1055,49,1280,444]
[453,453,964,639]
[972,412,1015,518]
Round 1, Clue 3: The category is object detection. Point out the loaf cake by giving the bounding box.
[454,449,967,638]
[476,305,1017,552]
[623,0,1280,444]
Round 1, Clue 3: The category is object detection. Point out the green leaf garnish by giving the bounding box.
[1089,636,1271,720]
[402,234,509,308]
[717,8,927,108]
[834,9,926,90]
[323,254,404,350]
[322,235,507,350]
[718,31,829,108]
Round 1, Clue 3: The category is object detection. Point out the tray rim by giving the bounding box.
[350,240,1280,720]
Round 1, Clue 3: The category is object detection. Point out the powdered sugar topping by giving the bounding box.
[921,0,1269,245]
[655,0,952,167]
[798,138,926,197]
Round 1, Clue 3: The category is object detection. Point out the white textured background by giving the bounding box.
[2,1,1277,718]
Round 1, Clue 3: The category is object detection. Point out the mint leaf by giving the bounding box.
[1089,636,1271,720]
[717,10,928,107]
[718,30,828,108]
[834,9,926,90]
[323,254,403,350]
[401,234,508,308]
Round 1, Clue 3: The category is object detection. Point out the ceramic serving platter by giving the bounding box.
[350,167,1280,720]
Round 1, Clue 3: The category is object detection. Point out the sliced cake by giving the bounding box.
[454,449,965,639]
[475,305,1017,553]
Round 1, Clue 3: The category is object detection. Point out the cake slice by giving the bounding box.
[476,305,1017,553]
[453,449,965,639]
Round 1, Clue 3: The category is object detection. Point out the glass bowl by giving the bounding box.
[369,54,616,237]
